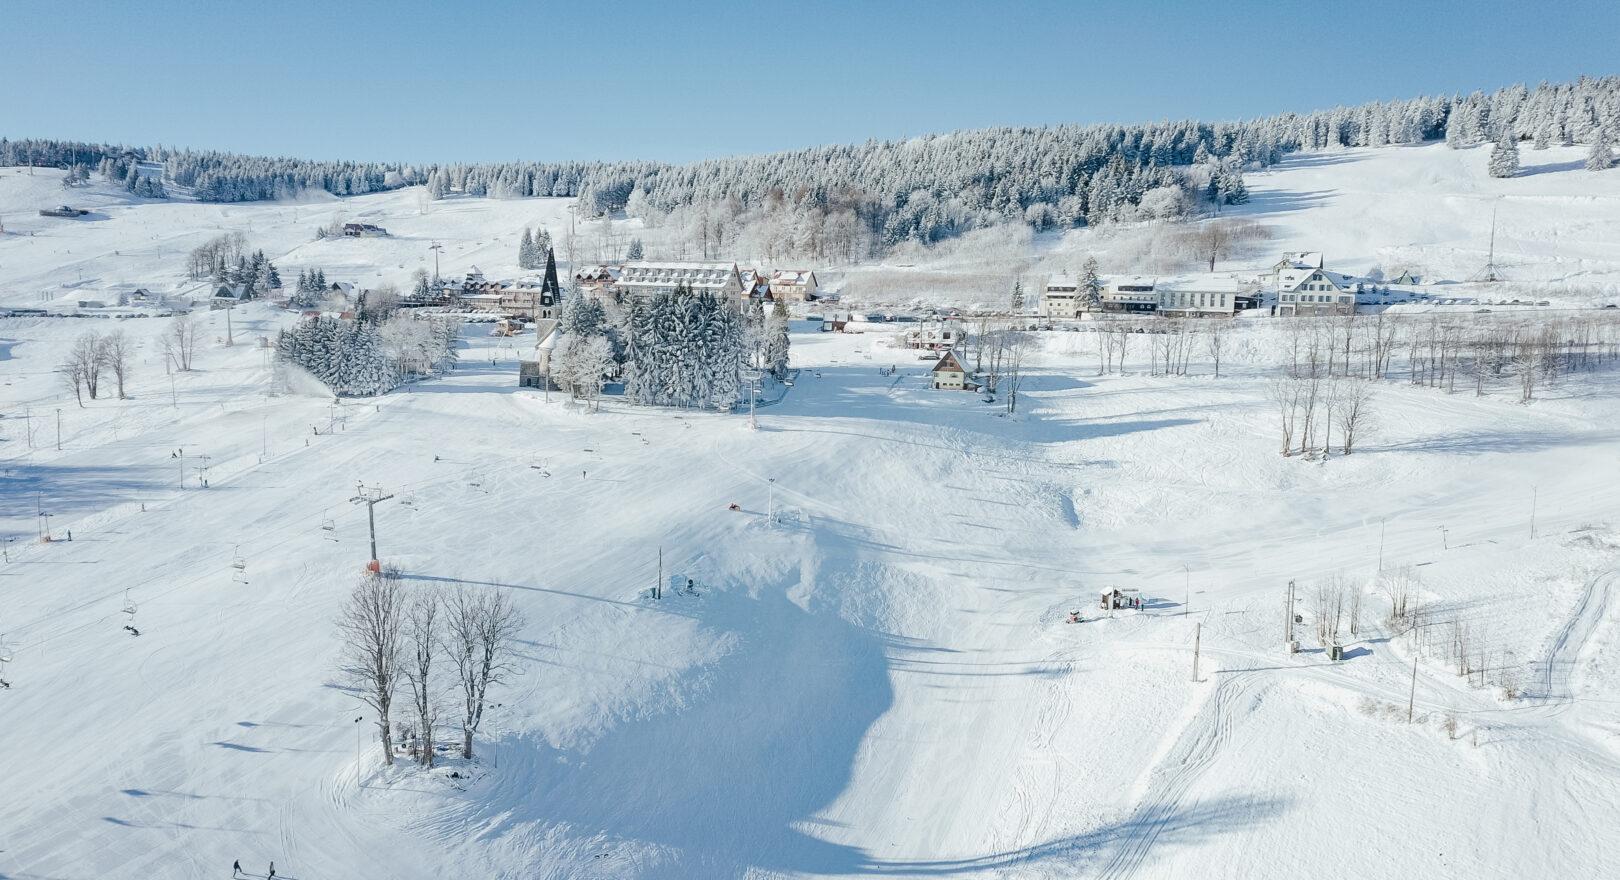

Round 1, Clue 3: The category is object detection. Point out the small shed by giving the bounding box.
[1101,588,1125,610]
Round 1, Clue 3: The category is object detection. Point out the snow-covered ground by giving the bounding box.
[2,149,1620,879]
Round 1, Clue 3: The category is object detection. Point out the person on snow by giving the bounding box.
[268,862,275,879]
[232,859,241,877]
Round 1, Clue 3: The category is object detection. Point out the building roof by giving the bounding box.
[1045,275,1079,290]
[1278,269,1360,293]
[617,261,741,289]
[1156,274,1253,294]
[770,269,817,286]
[932,350,966,373]
[1276,252,1324,271]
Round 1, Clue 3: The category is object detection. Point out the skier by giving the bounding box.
[268,862,275,879]
[232,859,241,877]
[729,503,740,510]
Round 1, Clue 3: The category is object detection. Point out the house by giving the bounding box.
[1276,265,1360,316]
[518,320,561,389]
[1101,277,1159,313]
[930,350,978,391]
[820,311,848,332]
[1155,275,1255,318]
[1040,275,1086,318]
[769,269,819,301]
[1269,252,1324,283]
[613,261,745,307]
[1392,269,1421,285]
[342,223,389,237]
[904,323,964,349]
[573,265,620,296]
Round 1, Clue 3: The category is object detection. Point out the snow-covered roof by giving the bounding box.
[1276,252,1324,271]
[932,351,966,373]
[1156,275,1252,294]
[1278,269,1361,293]
[1104,275,1157,294]
[1044,276,1079,290]
[770,269,816,287]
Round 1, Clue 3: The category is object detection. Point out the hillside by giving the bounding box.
[2,146,1619,880]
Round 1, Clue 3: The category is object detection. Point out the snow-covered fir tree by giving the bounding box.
[1010,280,1024,314]
[1080,257,1103,309]
[1588,129,1614,171]
[764,307,791,379]
[1489,129,1520,178]
[518,228,536,269]
[626,238,644,260]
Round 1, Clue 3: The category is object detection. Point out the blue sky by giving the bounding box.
[3,0,1616,165]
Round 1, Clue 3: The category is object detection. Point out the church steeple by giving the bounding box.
[540,247,561,306]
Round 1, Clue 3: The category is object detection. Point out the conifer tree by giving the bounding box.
[1587,129,1614,171]
[1080,257,1103,309]
[627,238,644,260]
[1489,129,1520,178]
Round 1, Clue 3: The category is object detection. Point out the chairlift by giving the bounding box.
[232,545,247,570]
[121,590,139,622]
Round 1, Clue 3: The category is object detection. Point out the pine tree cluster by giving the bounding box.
[517,228,554,270]
[623,284,748,410]
[276,314,460,397]
[291,268,330,309]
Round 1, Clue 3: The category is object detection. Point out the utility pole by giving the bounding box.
[1193,622,1202,682]
[1522,486,1535,541]
[1285,579,1296,647]
[350,483,395,569]
[1377,518,1386,574]
[1407,653,1419,723]
[56,408,62,451]
[1183,563,1190,617]
[656,547,662,600]
[768,478,776,524]
[429,242,443,281]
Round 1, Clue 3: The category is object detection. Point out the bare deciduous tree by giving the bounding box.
[162,317,197,372]
[402,587,442,767]
[443,586,526,760]
[61,333,104,406]
[1267,376,1301,456]
[99,330,132,399]
[1334,379,1375,455]
[1206,319,1228,378]
[338,573,406,766]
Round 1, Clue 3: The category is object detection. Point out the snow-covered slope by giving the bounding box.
[2,150,1620,879]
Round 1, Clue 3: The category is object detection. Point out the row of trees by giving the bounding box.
[276,314,460,397]
[185,233,282,297]
[12,78,1619,248]
[60,330,133,405]
[338,575,525,767]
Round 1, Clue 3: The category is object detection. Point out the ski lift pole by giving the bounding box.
[350,484,394,570]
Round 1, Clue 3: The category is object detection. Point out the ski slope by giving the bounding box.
[3,150,1620,879]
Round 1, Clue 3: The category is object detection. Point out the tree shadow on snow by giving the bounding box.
[449,573,895,876]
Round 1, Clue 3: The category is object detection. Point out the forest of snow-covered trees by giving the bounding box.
[277,314,461,397]
[551,283,764,411]
[6,76,1620,249]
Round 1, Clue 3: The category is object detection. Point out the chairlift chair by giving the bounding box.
[121,590,139,622]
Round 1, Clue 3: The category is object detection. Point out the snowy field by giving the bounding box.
[3,150,1620,879]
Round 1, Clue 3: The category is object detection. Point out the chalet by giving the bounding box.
[1392,270,1421,285]
[930,350,977,391]
[614,261,745,307]
[1155,276,1256,318]
[1276,265,1360,317]
[342,223,389,237]
[820,311,848,332]
[769,270,819,301]
[1101,277,1159,313]
[1040,275,1085,318]
[573,265,619,295]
